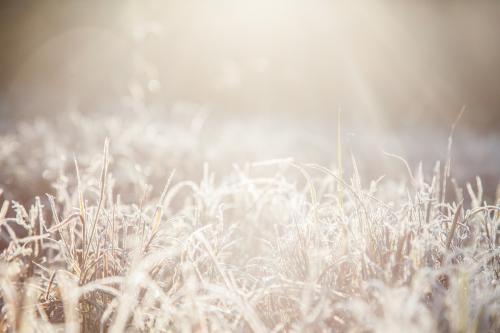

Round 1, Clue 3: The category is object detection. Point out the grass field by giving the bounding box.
[0,110,498,332]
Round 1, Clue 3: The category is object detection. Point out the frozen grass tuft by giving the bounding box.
[0,111,499,332]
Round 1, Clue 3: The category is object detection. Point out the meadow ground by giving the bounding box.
[0,110,499,332]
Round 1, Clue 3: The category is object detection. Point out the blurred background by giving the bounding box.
[0,0,499,197]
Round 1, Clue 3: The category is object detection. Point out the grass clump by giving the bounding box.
[0,112,499,332]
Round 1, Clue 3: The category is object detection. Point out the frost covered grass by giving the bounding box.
[0,111,499,332]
